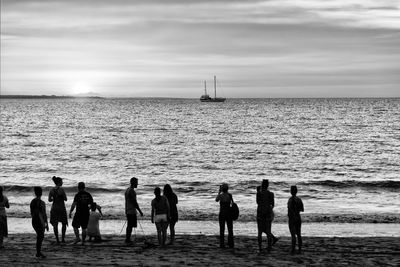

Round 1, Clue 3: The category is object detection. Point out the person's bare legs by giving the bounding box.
[82,228,87,245]
[61,223,66,243]
[169,221,176,244]
[161,222,168,246]
[73,227,81,243]
[53,222,59,243]
[257,231,263,252]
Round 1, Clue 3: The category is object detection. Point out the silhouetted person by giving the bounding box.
[256,179,278,252]
[151,187,170,247]
[215,183,234,248]
[0,186,10,249]
[48,176,68,243]
[288,185,304,254]
[87,202,102,242]
[30,186,49,258]
[125,177,143,245]
[69,182,93,245]
[163,184,178,245]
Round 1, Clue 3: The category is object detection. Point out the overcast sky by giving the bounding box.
[1,0,400,98]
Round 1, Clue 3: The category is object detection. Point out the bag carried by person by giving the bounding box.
[230,201,239,221]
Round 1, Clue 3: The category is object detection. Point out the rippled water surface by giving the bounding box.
[1,98,399,222]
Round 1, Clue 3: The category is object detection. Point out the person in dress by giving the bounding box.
[30,186,49,258]
[288,185,304,254]
[48,176,68,243]
[125,177,143,245]
[87,202,102,242]
[163,184,178,245]
[215,183,234,248]
[69,182,93,245]
[151,187,170,247]
[256,179,278,252]
[0,186,10,249]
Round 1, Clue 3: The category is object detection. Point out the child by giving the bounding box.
[30,186,49,258]
[0,186,10,249]
[287,185,304,254]
[87,202,102,242]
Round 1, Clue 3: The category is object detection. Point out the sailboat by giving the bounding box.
[200,76,226,102]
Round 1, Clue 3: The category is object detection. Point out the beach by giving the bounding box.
[1,233,400,266]
[2,219,400,266]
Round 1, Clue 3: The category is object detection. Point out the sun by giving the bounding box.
[72,82,92,95]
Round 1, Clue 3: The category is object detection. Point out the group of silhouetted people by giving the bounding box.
[216,179,304,254]
[0,177,303,258]
[124,177,178,247]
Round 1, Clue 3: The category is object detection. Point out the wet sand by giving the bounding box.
[1,234,399,266]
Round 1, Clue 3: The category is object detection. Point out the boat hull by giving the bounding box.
[200,98,226,102]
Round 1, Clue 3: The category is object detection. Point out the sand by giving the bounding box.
[1,233,399,266]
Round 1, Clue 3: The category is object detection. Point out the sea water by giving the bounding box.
[1,98,399,223]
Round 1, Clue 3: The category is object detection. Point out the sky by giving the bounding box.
[1,0,400,98]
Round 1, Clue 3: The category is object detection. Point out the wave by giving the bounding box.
[303,180,400,189]
[3,179,399,196]
[6,209,400,223]
[2,185,123,194]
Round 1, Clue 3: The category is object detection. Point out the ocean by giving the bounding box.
[1,98,399,224]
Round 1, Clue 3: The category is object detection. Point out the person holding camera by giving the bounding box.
[215,183,234,248]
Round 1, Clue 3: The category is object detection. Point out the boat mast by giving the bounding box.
[214,75,216,99]
[204,80,207,95]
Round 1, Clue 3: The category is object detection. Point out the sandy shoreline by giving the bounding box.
[6,218,400,238]
[1,233,400,266]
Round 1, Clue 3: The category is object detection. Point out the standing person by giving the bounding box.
[69,182,93,245]
[30,186,49,258]
[48,176,68,243]
[215,183,234,248]
[256,179,278,252]
[163,184,178,245]
[288,185,304,254]
[151,187,170,247]
[0,186,10,249]
[87,202,102,242]
[125,177,143,245]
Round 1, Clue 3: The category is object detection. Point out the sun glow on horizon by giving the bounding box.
[71,82,93,95]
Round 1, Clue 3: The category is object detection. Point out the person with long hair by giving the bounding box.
[48,176,68,243]
[0,186,10,249]
[30,186,49,258]
[215,183,234,248]
[163,184,178,245]
[151,187,170,247]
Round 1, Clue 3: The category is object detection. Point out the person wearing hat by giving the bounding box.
[215,183,234,248]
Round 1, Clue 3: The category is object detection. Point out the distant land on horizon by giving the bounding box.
[0,95,103,99]
[1,95,399,100]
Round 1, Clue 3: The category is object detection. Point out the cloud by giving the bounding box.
[1,0,400,97]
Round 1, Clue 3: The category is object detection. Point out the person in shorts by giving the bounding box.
[69,182,93,245]
[256,179,278,252]
[288,185,304,254]
[125,177,143,245]
[151,187,170,247]
[30,186,49,258]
